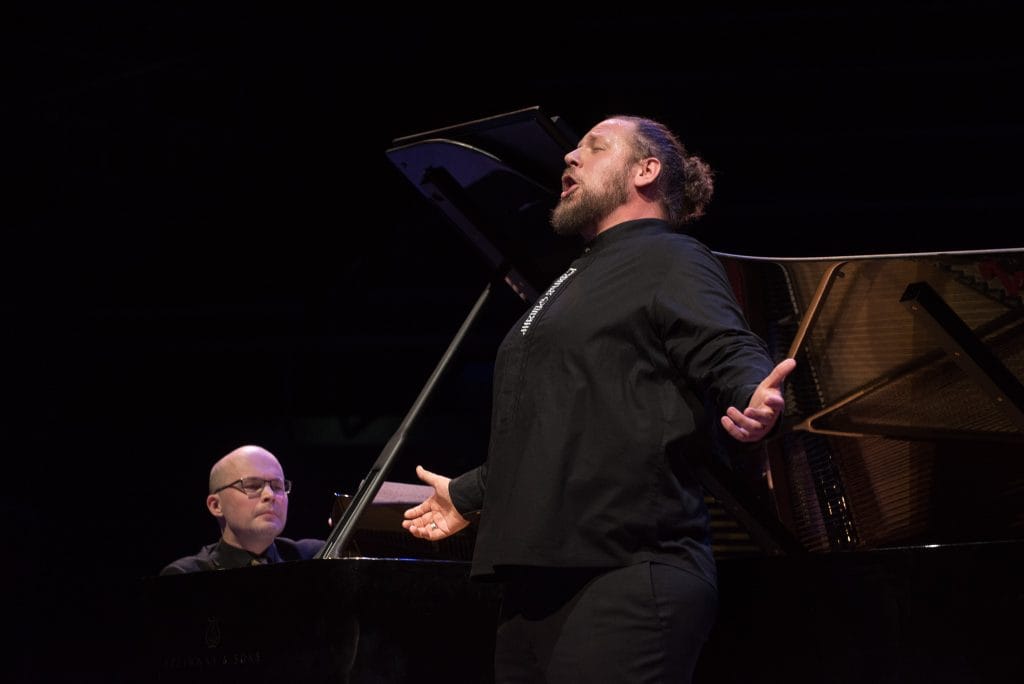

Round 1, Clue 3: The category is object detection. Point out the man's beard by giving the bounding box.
[550,167,630,237]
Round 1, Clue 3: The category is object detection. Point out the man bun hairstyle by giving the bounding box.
[616,115,715,226]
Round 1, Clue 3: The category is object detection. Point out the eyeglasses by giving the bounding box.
[213,477,292,498]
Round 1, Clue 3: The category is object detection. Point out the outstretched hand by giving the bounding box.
[720,358,796,443]
[402,465,470,541]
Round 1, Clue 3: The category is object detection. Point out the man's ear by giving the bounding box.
[207,494,224,518]
[634,157,661,189]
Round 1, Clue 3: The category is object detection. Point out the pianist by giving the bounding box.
[403,115,795,683]
[160,444,323,574]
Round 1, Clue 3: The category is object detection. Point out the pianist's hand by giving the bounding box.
[402,465,470,540]
[720,358,796,443]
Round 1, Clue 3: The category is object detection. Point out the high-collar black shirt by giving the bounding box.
[449,219,774,586]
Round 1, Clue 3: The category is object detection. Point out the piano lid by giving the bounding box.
[717,248,1024,443]
[716,247,1024,555]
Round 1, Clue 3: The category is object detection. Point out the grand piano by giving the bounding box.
[141,108,1024,683]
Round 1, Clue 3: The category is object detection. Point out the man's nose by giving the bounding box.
[564,148,580,166]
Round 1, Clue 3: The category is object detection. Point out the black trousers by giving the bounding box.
[494,562,718,684]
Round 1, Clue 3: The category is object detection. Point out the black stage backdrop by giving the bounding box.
[5,4,1024,682]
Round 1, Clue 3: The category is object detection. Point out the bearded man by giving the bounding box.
[403,115,795,683]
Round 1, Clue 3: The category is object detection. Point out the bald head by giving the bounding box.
[206,444,289,551]
[209,445,283,493]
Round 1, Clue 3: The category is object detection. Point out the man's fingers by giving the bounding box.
[742,406,773,422]
[728,406,761,429]
[765,358,797,387]
[720,414,748,440]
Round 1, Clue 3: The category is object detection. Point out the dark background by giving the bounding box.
[6,3,1024,681]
